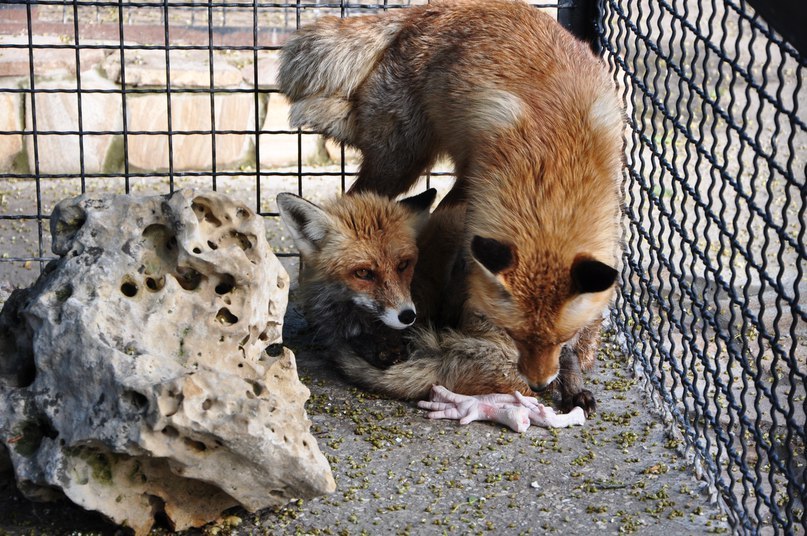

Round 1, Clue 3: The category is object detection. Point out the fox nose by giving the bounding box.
[398,309,416,326]
[528,381,551,393]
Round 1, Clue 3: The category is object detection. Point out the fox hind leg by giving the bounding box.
[350,145,437,197]
[347,84,437,196]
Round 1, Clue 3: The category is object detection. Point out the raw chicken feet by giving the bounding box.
[417,385,586,433]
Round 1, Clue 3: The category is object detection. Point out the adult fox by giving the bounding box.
[279,0,624,413]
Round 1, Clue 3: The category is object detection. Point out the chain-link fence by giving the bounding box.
[596,0,805,533]
[0,0,804,533]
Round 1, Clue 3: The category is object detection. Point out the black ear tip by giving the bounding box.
[470,235,486,251]
[471,235,514,274]
[417,187,438,207]
[275,193,322,229]
[399,188,438,212]
[572,257,618,294]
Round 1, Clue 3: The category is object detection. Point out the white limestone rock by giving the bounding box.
[259,93,328,167]
[0,36,108,78]
[126,92,254,171]
[0,89,23,171]
[24,70,122,175]
[102,49,243,88]
[240,51,280,89]
[0,189,335,535]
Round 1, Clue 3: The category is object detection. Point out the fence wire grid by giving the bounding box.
[597,0,805,533]
[0,0,804,534]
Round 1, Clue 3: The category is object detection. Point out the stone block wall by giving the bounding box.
[0,37,335,175]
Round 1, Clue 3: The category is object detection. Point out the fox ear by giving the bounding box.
[399,188,437,234]
[571,256,618,294]
[399,188,437,213]
[471,236,514,274]
[276,193,332,257]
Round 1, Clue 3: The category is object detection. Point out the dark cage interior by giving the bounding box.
[0,0,804,534]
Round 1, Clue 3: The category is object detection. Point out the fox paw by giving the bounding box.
[562,389,596,417]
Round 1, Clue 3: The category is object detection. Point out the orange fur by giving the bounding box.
[280,0,624,411]
[309,195,420,315]
[277,191,434,335]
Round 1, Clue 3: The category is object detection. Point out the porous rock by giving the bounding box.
[0,189,335,534]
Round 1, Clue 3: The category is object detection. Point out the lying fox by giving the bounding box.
[276,189,435,366]
[277,191,535,398]
[279,0,624,413]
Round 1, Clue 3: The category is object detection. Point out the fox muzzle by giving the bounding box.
[380,304,417,329]
[515,343,561,393]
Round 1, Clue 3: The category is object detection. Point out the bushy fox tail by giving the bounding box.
[278,14,404,141]
[333,326,533,400]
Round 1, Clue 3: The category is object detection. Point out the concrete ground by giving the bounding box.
[0,174,730,535]
[0,307,731,535]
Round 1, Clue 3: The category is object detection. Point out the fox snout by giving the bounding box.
[515,342,561,393]
[352,293,417,330]
[381,305,417,329]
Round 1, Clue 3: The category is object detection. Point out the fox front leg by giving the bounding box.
[557,345,596,417]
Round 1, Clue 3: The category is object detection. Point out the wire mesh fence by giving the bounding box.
[0,0,399,285]
[0,0,804,533]
[597,0,805,533]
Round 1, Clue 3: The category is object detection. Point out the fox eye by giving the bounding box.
[397,260,410,272]
[354,268,375,281]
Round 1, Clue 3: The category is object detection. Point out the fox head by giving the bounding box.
[466,235,618,392]
[277,189,437,330]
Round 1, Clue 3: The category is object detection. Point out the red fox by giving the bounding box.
[277,190,535,397]
[276,189,436,357]
[279,0,624,414]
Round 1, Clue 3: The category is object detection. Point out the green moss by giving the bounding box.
[102,135,125,173]
[604,378,637,392]
[11,420,46,457]
[616,430,639,448]
[127,459,143,482]
[178,325,193,360]
[11,146,29,175]
[571,450,596,467]
[54,285,73,302]
[87,452,114,484]
[68,447,116,485]
[617,511,641,533]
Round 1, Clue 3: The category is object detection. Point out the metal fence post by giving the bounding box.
[744,0,807,56]
[557,0,601,54]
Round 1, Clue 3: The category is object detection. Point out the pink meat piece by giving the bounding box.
[417,385,586,433]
